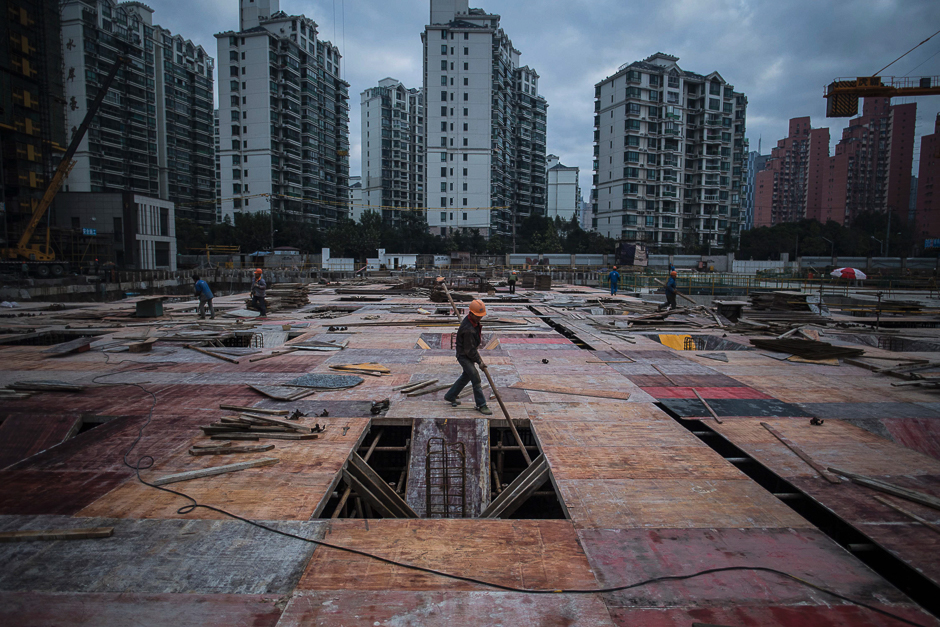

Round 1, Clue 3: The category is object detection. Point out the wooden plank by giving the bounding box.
[150,457,279,486]
[341,469,397,518]
[828,466,940,511]
[239,412,313,433]
[871,495,940,535]
[509,382,631,401]
[188,444,275,456]
[184,344,240,364]
[248,348,298,362]
[8,381,84,393]
[247,385,317,401]
[210,433,318,441]
[219,405,289,415]
[761,423,841,484]
[128,338,157,353]
[42,336,94,356]
[692,389,724,424]
[0,527,114,542]
[395,378,439,393]
[348,453,418,518]
[416,338,431,350]
[482,455,548,518]
[481,364,531,465]
[406,383,450,397]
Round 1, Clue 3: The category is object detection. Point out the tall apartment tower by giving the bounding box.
[0,0,66,242]
[753,117,829,228]
[545,154,580,222]
[360,78,425,228]
[60,0,217,226]
[592,53,747,252]
[914,114,940,241]
[423,0,548,238]
[824,98,916,226]
[742,151,769,230]
[216,0,350,227]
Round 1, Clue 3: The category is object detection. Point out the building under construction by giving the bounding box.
[0,277,939,626]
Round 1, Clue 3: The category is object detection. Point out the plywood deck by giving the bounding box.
[1,285,938,624]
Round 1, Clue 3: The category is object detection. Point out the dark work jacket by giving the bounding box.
[455,315,483,363]
[665,276,677,294]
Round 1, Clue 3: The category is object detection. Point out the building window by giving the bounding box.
[463,62,468,70]
[463,183,468,191]
[441,211,447,221]
[463,77,469,86]
[441,44,447,54]
[441,76,447,85]
[441,182,447,192]
[463,138,468,146]
[441,60,447,70]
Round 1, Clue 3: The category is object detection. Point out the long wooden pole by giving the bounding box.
[439,278,461,317]
[480,362,531,466]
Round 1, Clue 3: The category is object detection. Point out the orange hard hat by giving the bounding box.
[670,270,677,276]
[254,268,262,275]
[469,300,487,317]
[612,266,617,270]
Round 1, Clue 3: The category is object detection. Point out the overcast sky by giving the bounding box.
[151,0,940,199]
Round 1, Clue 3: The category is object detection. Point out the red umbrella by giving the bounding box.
[830,267,867,280]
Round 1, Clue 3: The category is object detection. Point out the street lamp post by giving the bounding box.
[821,236,834,260]
[871,236,884,257]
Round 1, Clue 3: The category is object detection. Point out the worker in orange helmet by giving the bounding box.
[443,299,493,415]
[250,268,267,317]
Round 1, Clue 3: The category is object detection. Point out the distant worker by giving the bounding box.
[660,270,678,311]
[507,270,517,294]
[192,274,215,319]
[443,299,493,415]
[250,268,267,317]
[21,262,29,280]
[608,266,620,296]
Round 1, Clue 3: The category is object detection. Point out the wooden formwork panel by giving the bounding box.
[297,519,597,592]
[578,527,912,609]
[606,604,940,626]
[76,417,370,520]
[543,445,742,481]
[0,592,283,627]
[712,418,940,478]
[557,479,811,530]
[534,419,702,448]
[883,417,940,461]
[0,413,82,471]
[523,401,668,422]
[279,591,616,626]
[640,386,773,400]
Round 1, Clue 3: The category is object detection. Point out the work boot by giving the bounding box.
[477,405,493,416]
[443,395,460,407]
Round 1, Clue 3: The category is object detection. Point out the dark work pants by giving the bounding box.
[508,282,515,294]
[610,282,618,295]
[252,295,267,316]
[665,292,677,309]
[444,356,486,408]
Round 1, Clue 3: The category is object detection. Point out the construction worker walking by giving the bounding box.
[192,274,215,319]
[608,266,620,296]
[250,268,267,317]
[660,270,678,311]
[443,299,493,415]
[507,270,517,294]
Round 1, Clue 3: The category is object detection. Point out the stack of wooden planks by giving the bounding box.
[199,408,323,441]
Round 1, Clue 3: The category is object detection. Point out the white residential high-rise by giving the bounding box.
[348,175,363,222]
[60,0,217,226]
[423,0,548,238]
[215,0,350,227]
[592,53,747,252]
[545,154,580,223]
[360,78,425,228]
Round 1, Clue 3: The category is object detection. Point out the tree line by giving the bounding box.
[176,211,620,259]
[739,211,921,260]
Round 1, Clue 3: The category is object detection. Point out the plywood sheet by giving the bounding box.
[0,413,81,470]
[640,386,772,400]
[279,591,617,626]
[543,445,742,481]
[77,417,370,520]
[534,420,702,448]
[297,519,597,591]
[606,604,940,627]
[0,591,284,627]
[557,479,810,529]
[659,398,810,418]
[578,527,911,608]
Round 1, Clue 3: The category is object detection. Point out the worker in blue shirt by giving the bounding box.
[608,266,620,296]
[660,270,678,311]
[192,274,215,319]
